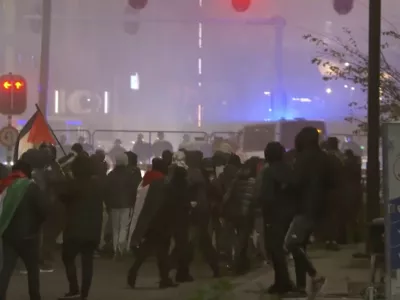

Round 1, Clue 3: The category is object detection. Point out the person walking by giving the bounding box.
[0,160,49,300]
[106,153,137,258]
[58,155,106,300]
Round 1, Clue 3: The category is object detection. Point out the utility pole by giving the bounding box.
[366,0,381,224]
[3,0,16,80]
[38,0,52,115]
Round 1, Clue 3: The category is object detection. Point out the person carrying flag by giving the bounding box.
[0,160,49,300]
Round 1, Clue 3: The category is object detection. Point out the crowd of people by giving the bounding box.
[0,126,362,300]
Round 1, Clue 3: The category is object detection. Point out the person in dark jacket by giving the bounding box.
[260,142,297,295]
[222,157,258,275]
[58,155,106,300]
[185,150,220,279]
[106,153,136,258]
[161,150,173,175]
[127,158,178,289]
[125,151,142,187]
[284,127,328,298]
[152,132,173,158]
[0,160,49,300]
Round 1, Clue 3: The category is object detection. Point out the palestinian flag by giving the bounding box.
[13,109,56,162]
[0,175,32,236]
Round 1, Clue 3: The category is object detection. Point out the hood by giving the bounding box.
[295,126,320,153]
[264,142,285,163]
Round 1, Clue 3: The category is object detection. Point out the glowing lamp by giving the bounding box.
[2,81,12,90]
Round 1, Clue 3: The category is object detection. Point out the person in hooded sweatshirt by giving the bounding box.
[222,157,258,275]
[259,142,297,295]
[0,160,49,300]
[185,150,220,279]
[284,127,329,299]
[127,157,178,289]
[58,154,106,300]
[105,153,137,258]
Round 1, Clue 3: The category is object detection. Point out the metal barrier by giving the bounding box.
[92,129,208,162]
[52,129,93,145]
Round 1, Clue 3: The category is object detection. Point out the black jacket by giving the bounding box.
[3,182,49,242]
[259,161,296,223]
[106,166,137,209]
[61,176,106,244]
[223,168,256,219]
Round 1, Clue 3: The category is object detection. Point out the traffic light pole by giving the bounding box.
[38,0,52,116]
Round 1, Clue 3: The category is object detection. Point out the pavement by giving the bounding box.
[7,245,371,300]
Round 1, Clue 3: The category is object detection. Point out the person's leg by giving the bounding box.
[80,242,96,299]
[17,238,41,300]
[0,240,19,300]
[285,216,326,295]
[61,240,81,297]
[127,238,152,288]
[156,234,177,288]
[264,222,293,293]
[119,208,131,254]
[110,209,121,255]
[173,222,192,281]
[233,217,253,274]
[197,219,220,277]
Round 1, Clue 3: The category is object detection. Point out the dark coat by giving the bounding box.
[259,161,296,224]
[223,168,256,219]
[61,176,106,244]
[106,166,137,209]
[3,182,49,242]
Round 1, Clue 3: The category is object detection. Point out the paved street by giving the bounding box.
[7,245,371,300]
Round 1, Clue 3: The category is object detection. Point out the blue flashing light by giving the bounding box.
[17,119,27,126]
[65,120,82,126]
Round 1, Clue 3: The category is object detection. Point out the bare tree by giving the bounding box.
[304,28,400,133]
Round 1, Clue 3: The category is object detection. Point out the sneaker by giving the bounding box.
[58,292,81,300]
[308,276,326,300]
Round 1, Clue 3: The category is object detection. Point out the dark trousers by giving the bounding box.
[0,238,41,300]
[172,222,192,277]
[284,215,317,289]
[226,215,254,273]
[128,231,171,282]
[41,201,65,264]
[264,219,292,288]
[190,218,219,274]
[62,240,96,298]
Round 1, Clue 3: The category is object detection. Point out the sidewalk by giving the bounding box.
[229,245,371,299]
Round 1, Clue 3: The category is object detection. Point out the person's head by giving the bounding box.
[185,150,203,168]
[295,126,320,152]
[162,150,173,165]
[114,139,122,146]
[172,151,188,169]
[137,133,144,142]
[182,134,190,142]
[71,143,84,154]
[95,149,106,161]
[264,141,286,163]
[125,151,138,167]
[12,160,32,178]
[227,153,241,168]
[78,136,85,144]
[59,135,67,145]
[157,132,164,140]
[243,156,259,178]
[344,149,355,158]
[71,155,93,179]
[326,137,339,151]
[115,153,128,167]
[152,157,164,172]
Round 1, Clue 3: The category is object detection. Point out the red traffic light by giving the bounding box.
[14,81,24,90]
[2,81,12,90]
[232,0,251,12]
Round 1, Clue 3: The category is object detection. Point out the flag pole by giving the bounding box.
[34,104,67,156]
